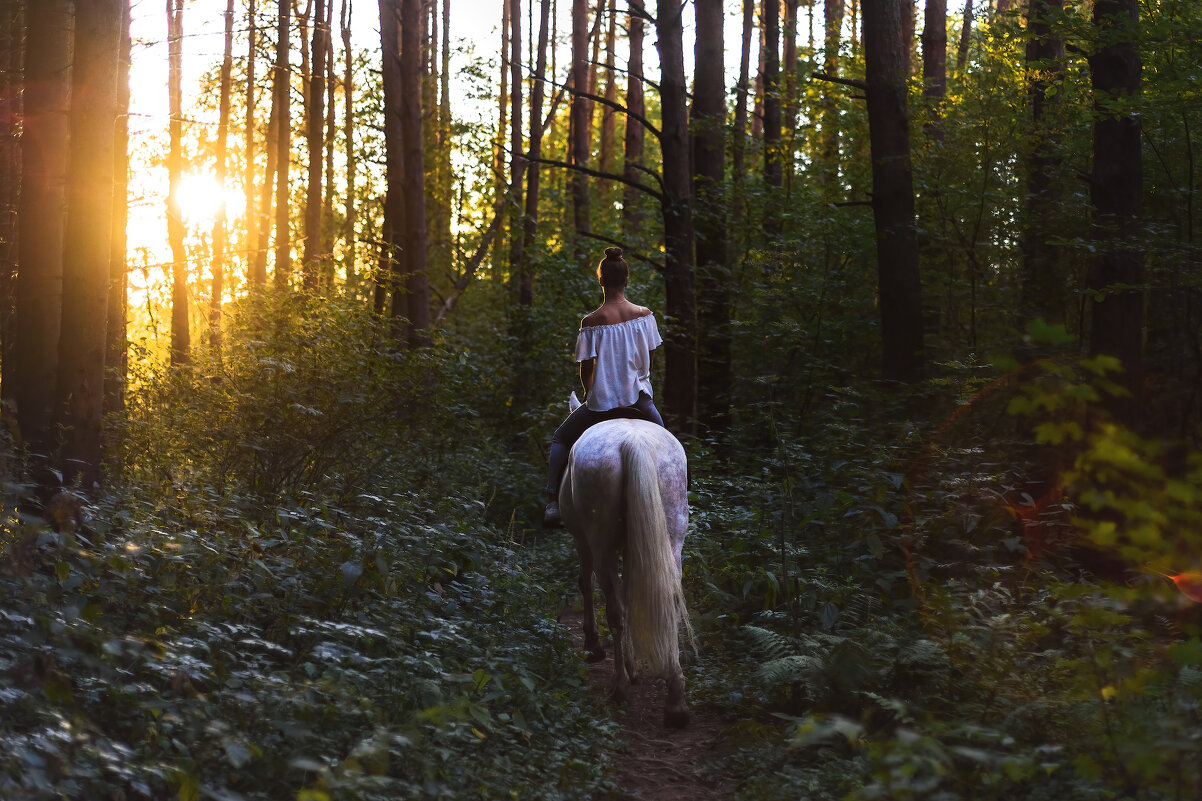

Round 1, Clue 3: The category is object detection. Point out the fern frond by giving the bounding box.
[743,625,798,661]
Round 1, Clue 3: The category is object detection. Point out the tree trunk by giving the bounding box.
[922,0,947,139]
[167,0,190,365]
[508,0,524,289]
[303,0,328,289]
[656,0,696,431]
[693,0,729,436]
[210,0,235,354]
[1021,0,1065,323]
[0,0,21,405]
[520,0,551,307]
[955,0,972,72]
[105,0,131,420]
[1087,0,1143,391]
[570,0,590,258]
[57,0,122,489]
[598,0,617,180]
[341,0,356,283]
[496,0,509,207]
[820,0,844,195]
[621,0,646,232]
[782,0,798,150]
[864,0,925,381]
[437,0,452,286]
[103,0,131,422]
[400,0,430,342]
[763,0,782,191]
[273,0,292,289]
[732,0,753,229]
[323,19,336,285]
[254,59,279,289]
[378,0,404,318]
[246,0,263,286]
[16,0,70,459]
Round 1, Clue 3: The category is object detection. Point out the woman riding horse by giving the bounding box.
[544,247,666,527]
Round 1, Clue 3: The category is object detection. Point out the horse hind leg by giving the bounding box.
[576,538,606,663]
[599,567,630,703]
[663,667,691,729]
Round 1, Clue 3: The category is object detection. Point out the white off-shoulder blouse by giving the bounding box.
[574,313,663,411]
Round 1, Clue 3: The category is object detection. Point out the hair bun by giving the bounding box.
[604,246,623,259]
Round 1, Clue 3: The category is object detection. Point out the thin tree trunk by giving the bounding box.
[58,0,122,488]
[497,0,509,207]
[400,0,430,342]
[15,0,70,460]
[210,0,235,354]
[864,0,925,381]
[693,0,729,436]
[323,18,336,285]
[732,0,753,229]
[303,0,328,289]
[598,0,617,180]
[752,15,764,139]
[763,0,783,234]
[783,0,798,153]
[508,0,524,288]
[0,0,21,405]
[1021,0,1065,323]
[656,0,696,431]
[378,0,404,317]
[956,0,972,72]
[274,0,292,288]
[622,0,646,232]
[438,0,451,279]
[520,0,550,307]
[246,0,263,286]
[167,0,190,365]
[1087,0,1143,393]
[922,0,946,140]
[341,0,356,283]
[571,0,590,259]
[105,0,132,421]
[820,0,844,195]
[254,64,279,289]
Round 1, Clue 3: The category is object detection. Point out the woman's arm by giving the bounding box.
[579,358,596,397]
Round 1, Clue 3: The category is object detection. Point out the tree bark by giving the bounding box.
[105,0,131,420]
[303,0,328,289]
[167,0,190,365]
[57,0,122,489]
[782,0,798,147]
[622,0,646,232]
[341,0,356,283]
[820,0,844,195]
[1087,0,1143,391]
[921,0,947,139]
[693,0,729,436]
[520,0,551,307]
[245,0,263,286]
[508,0,525,291]
[273,0,292,289]
[955,0,972,72]
[16,0,70,459]
[210,0,235,354]
[598,0,617,181]
[570,0,590,259]
[763,0,783,194]
[322,17,336,285]
[864,0,925,381]
[0,0,21,405]
[656,0,696,431]
[1021,0,1065,323]
[400,0,430,342]
[732,0,753,229]
[496,0,509,207]
[378,0,404,317]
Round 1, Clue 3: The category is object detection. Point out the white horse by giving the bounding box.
[560,403,694,728]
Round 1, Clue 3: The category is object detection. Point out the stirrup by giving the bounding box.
[543,500,563,528]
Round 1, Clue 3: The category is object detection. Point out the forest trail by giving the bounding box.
[560,611,730,801]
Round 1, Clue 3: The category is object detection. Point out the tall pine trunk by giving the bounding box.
[864,0,925,381]
[245,0,262,286]
[400,0,430,342]
[273,0,292,289]
[597,0,617,181]
[519,0,550,307]
[693,0,729,436]
[341,0,356,283]
[16,0,70,460]
[921,0,946,139]
[508,0,524,288]
[0,0,19,404]
[956,0,972,72]
[570,0,590,258]
[210,0,235,354]
[1087,0,1143,393]
[621,0,646,232]
[167,0,190,365]
[303,0,329,289]
[104,0,132,420]
[820,0,844,195]
[731,0,753,229]
[378,0,404,317]
[763,0,783,234]
[57,0,122,489]
[656,0,695,431]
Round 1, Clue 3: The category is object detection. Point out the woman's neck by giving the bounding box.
[601,287,627,303]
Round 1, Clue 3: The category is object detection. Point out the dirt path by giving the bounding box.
[560,611,730,801]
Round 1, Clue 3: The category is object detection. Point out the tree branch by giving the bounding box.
[545,73,662,140]
[526,155,665,204]
[811,71,869,92]
[587,58,661,93]
[579,230,664,273]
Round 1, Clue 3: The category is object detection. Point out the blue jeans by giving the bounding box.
[546,392,664,498]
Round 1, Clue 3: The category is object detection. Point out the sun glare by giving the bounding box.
[172,172,244,228]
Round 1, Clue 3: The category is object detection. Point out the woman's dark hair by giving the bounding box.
[597,247,629,288]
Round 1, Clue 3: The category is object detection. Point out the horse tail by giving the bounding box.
[621,435,692,676]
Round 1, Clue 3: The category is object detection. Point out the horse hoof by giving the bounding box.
[663,706,691,729]
[586,647,607,663]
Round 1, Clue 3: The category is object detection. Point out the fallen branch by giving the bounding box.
[811,71,869,92]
